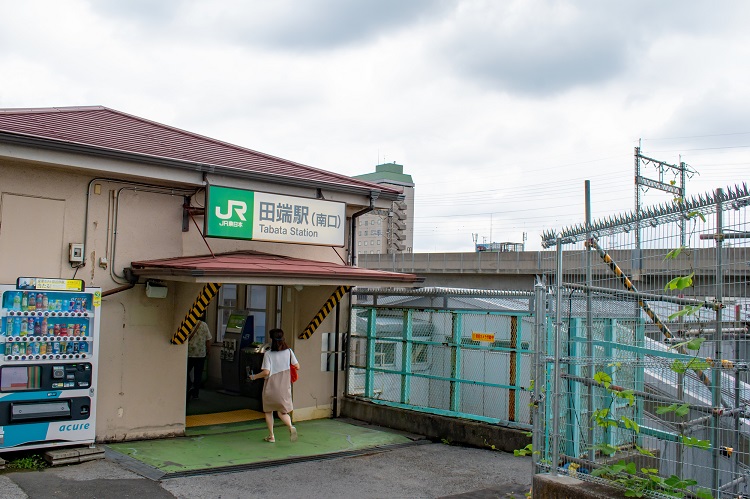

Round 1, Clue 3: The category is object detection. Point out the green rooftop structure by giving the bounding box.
[353,162,415,255]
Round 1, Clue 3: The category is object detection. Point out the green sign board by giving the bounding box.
[205,185,346,246]
[205,185,255,240]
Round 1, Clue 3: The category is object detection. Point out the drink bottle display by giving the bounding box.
[1,282,100,451]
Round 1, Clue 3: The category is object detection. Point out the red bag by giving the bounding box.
[290,350,298,383]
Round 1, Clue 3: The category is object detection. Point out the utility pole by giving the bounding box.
[634,146,694,248]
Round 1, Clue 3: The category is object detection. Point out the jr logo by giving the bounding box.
[215,200,247,221]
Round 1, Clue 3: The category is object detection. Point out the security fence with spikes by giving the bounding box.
[533,184,750,498]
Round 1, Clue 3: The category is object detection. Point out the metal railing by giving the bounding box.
[347,288,535,428]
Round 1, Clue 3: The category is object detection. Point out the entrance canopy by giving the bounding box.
[130,251,421,288]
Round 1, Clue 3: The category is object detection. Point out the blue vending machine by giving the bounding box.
[0,277,101,451]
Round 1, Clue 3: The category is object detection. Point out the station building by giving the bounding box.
[0,106,418,442]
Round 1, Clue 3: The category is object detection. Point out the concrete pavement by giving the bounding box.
[1,442,533,498]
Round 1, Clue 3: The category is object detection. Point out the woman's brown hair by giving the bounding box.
[269,328,289,351]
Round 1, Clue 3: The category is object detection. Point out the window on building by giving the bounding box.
[358,231,362,236]
[374,343,396,367]
[216,284,237,343]
[358,241,362,246]
[245,285,268,344]
[412,344,428,364]
[364,231,368,236]
[364,220,368,226]
[377,240,381,245]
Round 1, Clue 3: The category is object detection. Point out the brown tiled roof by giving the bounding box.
[0,106,401,197]
[130,251,420,286]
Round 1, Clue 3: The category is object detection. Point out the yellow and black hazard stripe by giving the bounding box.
[585,239,719,398]
[298,285,351,339]
[585,239,674,339]
[171,283,222,344]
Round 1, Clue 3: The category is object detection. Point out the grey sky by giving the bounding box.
[1,1,748,251]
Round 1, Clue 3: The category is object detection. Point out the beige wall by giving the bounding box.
[0,150,368,442]
[280,285,347,421]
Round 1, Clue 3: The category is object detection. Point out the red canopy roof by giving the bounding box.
[130,251,420,287]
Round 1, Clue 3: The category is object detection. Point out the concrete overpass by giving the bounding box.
[358,249,750,298]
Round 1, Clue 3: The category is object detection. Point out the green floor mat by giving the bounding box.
[106,419,415,476]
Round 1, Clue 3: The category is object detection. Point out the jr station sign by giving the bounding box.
[205,185,346,246]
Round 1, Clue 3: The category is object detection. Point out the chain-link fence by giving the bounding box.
[534,185,750,498]
[347,288,534,428]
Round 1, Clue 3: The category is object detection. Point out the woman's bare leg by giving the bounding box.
[264,412,275,440]
[278,412,297,441]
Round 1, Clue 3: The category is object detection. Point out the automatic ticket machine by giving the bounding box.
[220,313,257,394]
[0,277,101,451]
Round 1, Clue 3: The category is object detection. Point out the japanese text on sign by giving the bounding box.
[471,332,495,343]
[205,186,345,246]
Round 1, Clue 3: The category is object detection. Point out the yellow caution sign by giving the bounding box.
[171,283,222,345]
[298,285,351,339]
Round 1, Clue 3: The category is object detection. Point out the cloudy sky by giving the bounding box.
[2,1,749,251]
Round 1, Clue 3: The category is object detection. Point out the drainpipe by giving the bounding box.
[350,191,380,266]
[341,190,379,416]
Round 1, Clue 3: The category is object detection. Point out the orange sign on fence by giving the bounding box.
[471,332,495,343]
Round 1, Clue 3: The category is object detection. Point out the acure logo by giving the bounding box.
[215,200,247,221]
[58,423,90,432]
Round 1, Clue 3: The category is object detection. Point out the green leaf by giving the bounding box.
[616,390,636,406]
[667,304,702,320]
[663,246,684,261]
[635,445,655,457]
[685,358,711,372]
[592,443,618,456]
[625,462,637,474]
[620,416,640,433]
[664,475,681,487]
[687,211,707,222]
[674,404,690,417]
[671,360,687,374]
[681,436,711,450]
[591,467,607,477]
[686,337,706,351]
[664,272,694,291]
[656,403,678,415]
[696,489,713,499]
[594,371,612,388]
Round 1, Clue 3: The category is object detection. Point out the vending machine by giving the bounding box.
[0,277,101,451]
[219,313,254,394]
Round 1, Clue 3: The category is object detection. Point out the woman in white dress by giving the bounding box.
[249,328,300,442]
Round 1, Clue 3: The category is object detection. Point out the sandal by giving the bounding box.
[290,426,298,442]
[263,436,275,443]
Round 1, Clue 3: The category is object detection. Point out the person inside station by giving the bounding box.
[186,319,212,400]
